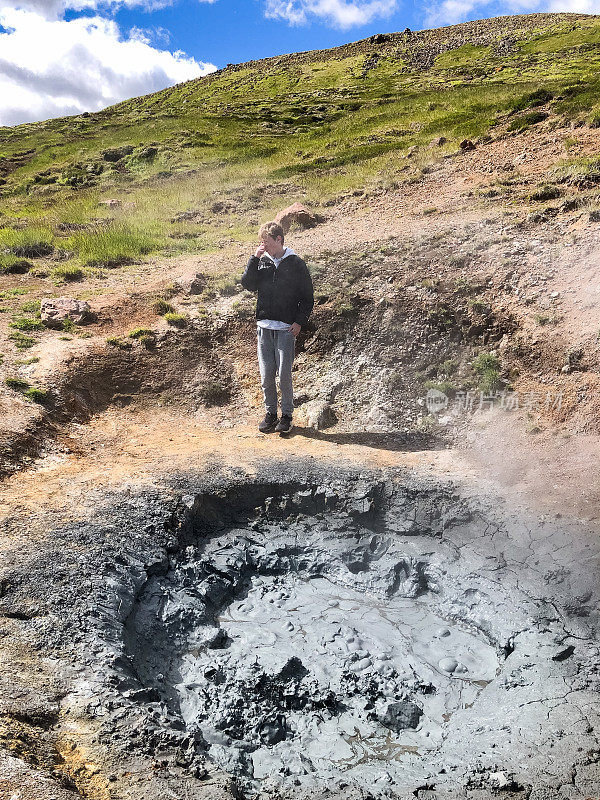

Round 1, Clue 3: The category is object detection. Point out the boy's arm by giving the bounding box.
[241,255,260,291]
[294,259,314,328]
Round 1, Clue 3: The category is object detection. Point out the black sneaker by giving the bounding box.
[275,415,293,435]
[258,412,278,433]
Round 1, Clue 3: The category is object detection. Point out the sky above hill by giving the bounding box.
[0,0,597,127]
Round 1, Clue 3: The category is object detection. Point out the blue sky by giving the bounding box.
[0,0,593,127]
[94,0,415,68]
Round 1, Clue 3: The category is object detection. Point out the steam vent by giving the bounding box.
[2,465,598,800]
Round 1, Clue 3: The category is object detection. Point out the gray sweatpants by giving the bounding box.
[256,325,295,417]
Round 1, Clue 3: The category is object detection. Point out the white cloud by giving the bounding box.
[0,0,218,22]
[424,0,600,27]
[264,0,398,29]
[129,23,171,44]
[0,6,217,126]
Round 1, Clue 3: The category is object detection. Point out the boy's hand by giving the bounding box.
[255,242,266,258]
[290,322,301,337]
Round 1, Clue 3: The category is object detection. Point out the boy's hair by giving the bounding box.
[259,221,285,243]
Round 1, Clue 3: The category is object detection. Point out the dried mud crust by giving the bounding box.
[0,464,599,799]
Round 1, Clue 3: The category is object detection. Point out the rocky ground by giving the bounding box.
[1,120,600,798]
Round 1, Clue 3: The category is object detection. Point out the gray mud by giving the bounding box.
[1,465,600,799]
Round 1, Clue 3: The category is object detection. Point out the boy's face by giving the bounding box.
[260,233,284,256]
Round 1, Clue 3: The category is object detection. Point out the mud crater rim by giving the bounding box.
[111,477,556,799]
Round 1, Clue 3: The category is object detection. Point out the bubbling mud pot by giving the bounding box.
[3,467,599,800]
[113,472,599,799]
[125,515,501,795]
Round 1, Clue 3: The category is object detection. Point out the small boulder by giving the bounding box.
[432,136,447,146]
[379,701,423,733]
[460,139,476,151]
[274,203,322,234]
[99,198,121,208]
[40,297,92,328]
[176,271,206,295]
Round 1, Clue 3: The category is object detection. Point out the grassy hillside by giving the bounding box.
[1,12,600,276]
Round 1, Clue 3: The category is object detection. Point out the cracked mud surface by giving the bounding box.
[1,463,599,799]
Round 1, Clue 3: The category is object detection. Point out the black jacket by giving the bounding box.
[240,252,314,328]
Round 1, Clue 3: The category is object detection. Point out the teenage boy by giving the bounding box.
[241,221,314,435]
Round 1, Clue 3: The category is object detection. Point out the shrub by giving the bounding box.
[453,278,478,295]
[440,358,458,375]
[164,312,188,327]
[53,265,84,282]
[152,298,174,315]
[199,379,230,406]
[467,298,490,313]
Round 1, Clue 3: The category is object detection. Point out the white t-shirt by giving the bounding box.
[257,248,296,330]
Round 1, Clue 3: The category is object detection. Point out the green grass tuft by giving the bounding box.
[53,264,85,282]
[511,88,553,112]
[128,327,155,338]
[472,352,502,393]
[8,331,36,349]
[530,184,561,201]
[5,377,30,392]
[508,110,548,131]
[0,255,33,274]
[24,387,50,404]
[164,312,188,327]
[15,356,40,365]
[151,298,175,314]
[424,379,458,397]
[9,316,45,331]
[106,336,133,349]
[0,226,54,258]
[67,224,156,267]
